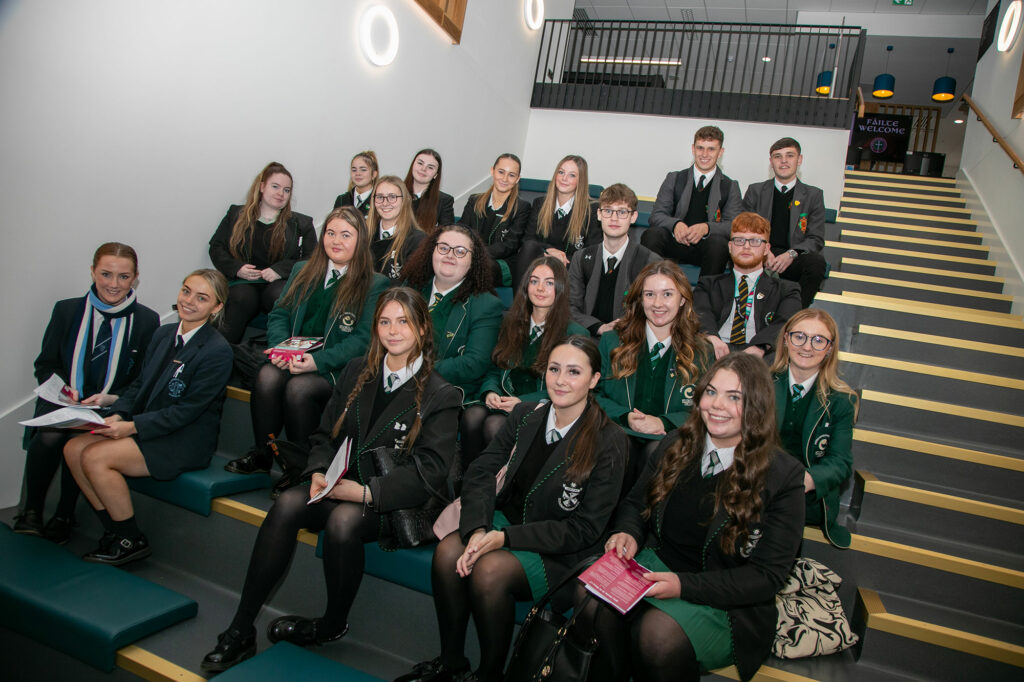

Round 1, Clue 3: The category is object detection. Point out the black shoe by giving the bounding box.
[200,627,256,673]
[266,615,347,647]
[394,657,471,682]
[270,471,303,499]
[83,533,151,566]
[12,510,44,536]
[43,515,74,545]
[225,449,272,475]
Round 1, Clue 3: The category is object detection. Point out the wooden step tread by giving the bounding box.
[117,645,203,682]
[856,471,1024,525]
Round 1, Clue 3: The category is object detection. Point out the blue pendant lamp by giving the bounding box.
[932,48,956,102]
[872,45,895,99]
[815,42,836,95]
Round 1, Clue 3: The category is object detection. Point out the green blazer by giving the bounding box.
[428,289,504,400]
[479,321,589,402]
[773,371,857,549]
[267,262,389,384]
[597,331,715,440]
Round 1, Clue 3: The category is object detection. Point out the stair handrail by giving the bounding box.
[962,93,1024,176]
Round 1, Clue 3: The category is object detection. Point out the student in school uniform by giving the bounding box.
[396,336,627,682]
[405,148,455,233]
[333,150,380,217]
[460,256,589,469]
[568,183,659,337]
[458,153,531,288]
[597,260,715,486]
[367,175,426,281]
[402,225,504,402]
[201,288,462,673]
[578,353,805,682]
[517,155,601,284]
[63,269,234,566]
[223,207,390,497]
[209,162,317,343]
[771,309,857,548]
[14,243,160,544]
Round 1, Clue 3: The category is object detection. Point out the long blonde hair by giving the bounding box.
[770,308,857,414]
[537,155,592,247]
[366,175,422,272]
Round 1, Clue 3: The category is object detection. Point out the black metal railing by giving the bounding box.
[531,20,865,129]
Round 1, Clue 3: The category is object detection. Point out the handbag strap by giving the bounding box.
[529,554,601,611]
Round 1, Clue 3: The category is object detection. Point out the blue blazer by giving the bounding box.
[109,323,233,480]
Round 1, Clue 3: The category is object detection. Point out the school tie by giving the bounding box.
[546,429,562,445]
[381,227,394,240]
[327,269,341,288]
[696,175,706,192]
[791,384,804,403]
[730,276,748,345]
[88,317,113,387]
[530,325,542,342]
[429,292,444,311]
[648,341,664,369]
[606,256,617,273]
[555,208,566,219]
[385,373,400,393]
[356,196,368,212]
[780,185,789,195]
[703,450,720,479]
[175,335,184,354]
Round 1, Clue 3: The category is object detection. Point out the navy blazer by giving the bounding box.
[693,271,801,351]
[109,323,233,480]
[742,179,826,254]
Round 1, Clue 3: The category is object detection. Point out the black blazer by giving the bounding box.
[333,190,372,216]
[649,167,743,238]
[523,196,602,261]
[613,433,805,682]
[459,402,627,575]
[412,191,455,229]
[693,271,801,351]
[742,179,826,254]
[568,240,660,331]
[208,205,317,280]
[109,323,233,480]
[304,357,462,514]
[458,194,531,261]
[370,226,427,281]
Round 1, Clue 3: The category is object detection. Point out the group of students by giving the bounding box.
[13,136,856,682]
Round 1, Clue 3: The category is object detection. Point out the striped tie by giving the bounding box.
[327,269,341,288]
[546,429,562,445]
[648,341,664,369]
[385,373,400,393]
[696,175,706,192]
[791,384,804,403]
[429,292,443,311]
[555,208,566,219]
[530,325,542,342]
[606,256,617,273]
[703,450,720,479]
[730,276,748,345]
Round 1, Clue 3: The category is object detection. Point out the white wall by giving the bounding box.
[797,11,983,39]
[521,109,850,208]
[959,0,1024,312]
[0,0,569,507]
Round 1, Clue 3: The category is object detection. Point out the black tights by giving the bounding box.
[250,364,332,465]
[432,532,533,681]
[229,487,380,636]
[459,406,509,471]
[22,429,80,519]
[575,586,699,682]
[222,280,287,344]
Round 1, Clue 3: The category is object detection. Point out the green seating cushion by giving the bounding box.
[213,642,384,681]
[128,454,271,516]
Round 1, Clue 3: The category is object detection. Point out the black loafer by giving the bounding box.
[394,657,471,682]
[225,450,272,475]
[266,615,347,647]
[200,627,256,673]
[83,533,151,566]
[12,510,44,536]
[43,515,74,545]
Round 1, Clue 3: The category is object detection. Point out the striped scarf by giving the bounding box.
[70,286,137,396]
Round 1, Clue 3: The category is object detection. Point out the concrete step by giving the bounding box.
[842,189,967,209]
[834,216,984,244]
[843,171,958,189]
[838,207,976,229]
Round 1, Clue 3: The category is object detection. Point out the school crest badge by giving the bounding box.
[558,481,583,511]
[813,434,830,459]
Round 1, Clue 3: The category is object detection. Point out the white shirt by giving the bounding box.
[545,404,581,444]
[382,354,424,392]
[645,324,670,359]
[379,224,396,240]
[529,318,545,340]
[717,269,763,344]
[324,264,349,288]
[602,239,629,273]
[700,434,736,477]
[775,179,795,194]
[353,188,372,206]
[174,322,203,347]
[789,370,818,400]
[555,196,575,216]
[693,167,718,189]
[429,278,464,304]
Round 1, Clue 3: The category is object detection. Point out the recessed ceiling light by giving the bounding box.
[954,118,965,124]
[761,56,772,62]
[580,57,682,66]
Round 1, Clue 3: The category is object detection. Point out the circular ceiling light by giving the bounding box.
[997,0,1022,52]
[954,118,964,124]
[360,5,399,66]
[524,0,544,31]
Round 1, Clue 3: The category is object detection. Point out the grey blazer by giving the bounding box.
[742,179,826,254]
[568,241,660,330]
[649,166,744,238]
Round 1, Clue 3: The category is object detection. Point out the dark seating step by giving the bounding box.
[823,242,996,276]
[838,207,976,229]
[215,642,385,681]
[835,217,984,244]
[825,275,1012,313]
[843,180,965,199]
[843,171,958,189]
[837,258,1005,293]
[838,231,989,260]
[848,328,1024,379]
[127,454,271,516]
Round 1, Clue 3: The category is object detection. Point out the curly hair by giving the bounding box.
[493,256,571,374]
[401,224,496,303]
[228,162,294,263]
[644,353,779,554]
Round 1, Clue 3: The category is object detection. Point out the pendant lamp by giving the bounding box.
[932,48,956,102]
[872,45,894,99]
[815,42,836,95]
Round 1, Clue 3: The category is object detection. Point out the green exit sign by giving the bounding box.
[893,0,913,5]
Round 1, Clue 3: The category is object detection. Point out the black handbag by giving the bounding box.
[504,558,599,682]
[370,447,453,550]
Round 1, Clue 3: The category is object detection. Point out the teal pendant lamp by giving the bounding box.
[932,48,956,102]
[815,42,836,95]
[872,45,894,99]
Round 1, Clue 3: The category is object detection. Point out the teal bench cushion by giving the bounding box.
[0,525,197,671]
[128,454,271,516]
[214,641,385,681]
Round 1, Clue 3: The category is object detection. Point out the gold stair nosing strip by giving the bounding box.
[637,195,657,203]
[840,258,1003,283]
[860,389,1024,428]
[116,645,205,682]
[853,428,1024,472]
[856,325,1024,358]
[844,170,957,185]
[841,198,973,216]
[838,351,1024,390]
[710,665,818,681]
[824,242,994,267]
[815,292,1024,328]
[843,188,967,204]
[858,588,1024,667]
[837,216,982,238]
[830,272,1011,302]
[857,470,1024,525]
[225,386,251,403]
[837,208,976,225]
[844,179,961,194]
[839,229,989,252]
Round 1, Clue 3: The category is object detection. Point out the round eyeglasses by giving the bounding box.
[435,242,471,259]
[786,331,832,351]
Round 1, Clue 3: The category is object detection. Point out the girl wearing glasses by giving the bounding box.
[368,175,426,281]
[770,309,857,548]
[209,162,317,343]
[333,151,379,217]
[402,225,503,402]
[405,149,455,233]
[458,153,530,288]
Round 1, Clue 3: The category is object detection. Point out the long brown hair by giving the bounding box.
[644,353,779,554]
[473,153,522,226]
[493,256,571,374]
[366,176,422,272]
[228,162,294,262]
[330,288,436,451]
[770,308,858,415]
[402,225,495,304]
[537,155,592,247]
[276,207,374,321]
[347,151,379,193]
[610,260,705,384]
[550,336,615,483]
[405,148,443,232]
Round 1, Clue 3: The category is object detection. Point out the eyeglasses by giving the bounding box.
[730,237,767,247]
[786,331,832,351]
[435,242,472,259]
[373,193,401,205]
[599,208,632,219]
